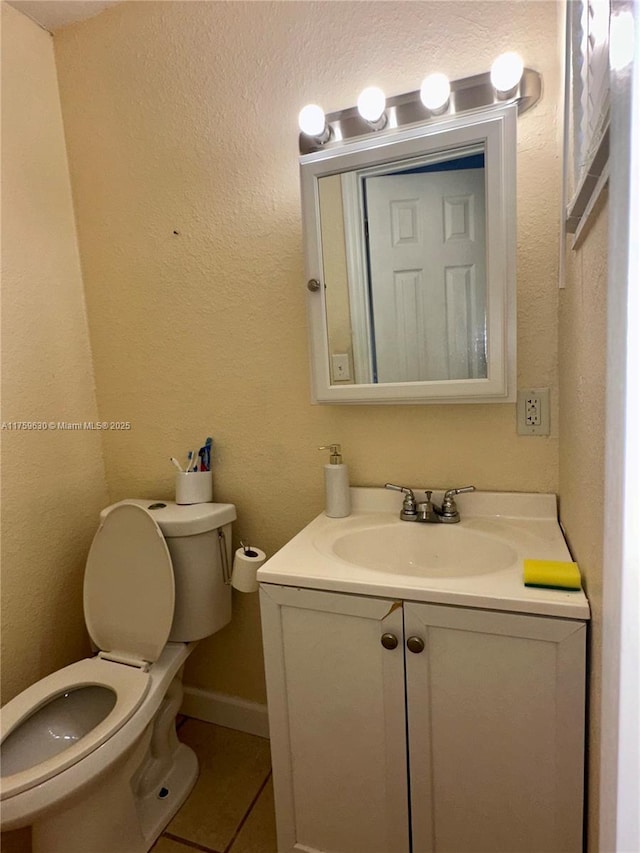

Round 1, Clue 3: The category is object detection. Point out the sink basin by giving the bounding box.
[324,522,518,577]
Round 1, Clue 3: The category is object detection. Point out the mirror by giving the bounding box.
[301,105,517,404]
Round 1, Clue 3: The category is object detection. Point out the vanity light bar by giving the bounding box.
[298,67,541,155]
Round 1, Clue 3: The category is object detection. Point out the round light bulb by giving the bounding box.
[357,86,386,123]
[490,52,524,93]
[420,73,451,111]
[298,104,327,137]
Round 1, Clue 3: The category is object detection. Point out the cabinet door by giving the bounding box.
[260,585,409,853]
[404,603,586,853]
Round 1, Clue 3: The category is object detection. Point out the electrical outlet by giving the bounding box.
[525,395,541,426]
[517,389,550,435]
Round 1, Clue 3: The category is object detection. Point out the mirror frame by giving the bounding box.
[301,104,517,404]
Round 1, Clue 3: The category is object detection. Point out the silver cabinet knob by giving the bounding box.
[407,636,425,654]
[381,633,399,650]
[307,278,322,292]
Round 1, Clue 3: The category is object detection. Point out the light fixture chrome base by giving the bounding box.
[299,67,541,154]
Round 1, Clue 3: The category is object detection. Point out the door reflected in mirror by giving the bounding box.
[319,147,487,385]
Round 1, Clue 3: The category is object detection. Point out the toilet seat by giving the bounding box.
[1,505,177,802]
[84,504,175,664]
[1,656,149,799]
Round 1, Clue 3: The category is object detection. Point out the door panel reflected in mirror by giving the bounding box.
[319,148,487,385]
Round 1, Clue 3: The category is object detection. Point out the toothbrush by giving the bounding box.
[170,457,184,473]
[203,437,213,471]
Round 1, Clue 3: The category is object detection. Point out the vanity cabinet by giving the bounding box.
[260,584,586,853]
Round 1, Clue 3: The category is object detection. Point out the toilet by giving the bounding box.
[0,498,236,853]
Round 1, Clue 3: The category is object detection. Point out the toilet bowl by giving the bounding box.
[0,499,236,853]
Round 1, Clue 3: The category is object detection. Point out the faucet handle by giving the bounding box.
[385,483,415,498]
[385,484,417,520]
[441,485,476,519]
[443,485,476,501]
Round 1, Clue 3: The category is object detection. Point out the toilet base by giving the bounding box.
[138,742,198,847]
[30,736,198,853]
[135,673,199,845]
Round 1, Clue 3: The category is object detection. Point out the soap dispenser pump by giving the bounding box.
[318,444,351,518]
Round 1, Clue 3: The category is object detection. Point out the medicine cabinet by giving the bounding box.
[301,105,517,404]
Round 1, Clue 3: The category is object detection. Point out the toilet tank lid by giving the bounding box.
[101,499,236,536]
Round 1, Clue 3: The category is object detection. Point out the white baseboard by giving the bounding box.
[181,686,270,739]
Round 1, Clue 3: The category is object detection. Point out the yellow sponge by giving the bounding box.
[523,559,582,590]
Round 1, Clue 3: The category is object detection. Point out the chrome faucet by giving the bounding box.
[385,484,476,523]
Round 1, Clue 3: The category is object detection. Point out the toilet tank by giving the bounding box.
[100,499,236,642]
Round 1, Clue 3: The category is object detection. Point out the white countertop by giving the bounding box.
[257,488,590,620]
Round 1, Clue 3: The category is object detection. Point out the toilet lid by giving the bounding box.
[84,504,175,664]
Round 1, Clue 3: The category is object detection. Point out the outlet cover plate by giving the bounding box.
[517,388,550,435]
[331,353,352,382]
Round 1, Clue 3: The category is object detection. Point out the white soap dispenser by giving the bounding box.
[318,444,351,518]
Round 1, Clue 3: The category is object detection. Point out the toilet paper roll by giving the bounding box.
[231,547,266,593]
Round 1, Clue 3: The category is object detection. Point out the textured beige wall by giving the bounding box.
[0,3,109,706]
[558,195,608,852]
[52,0,563,703]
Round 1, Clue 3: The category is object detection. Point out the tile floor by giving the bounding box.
[152,718,277,853]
